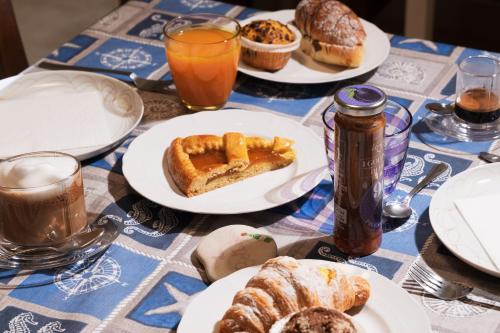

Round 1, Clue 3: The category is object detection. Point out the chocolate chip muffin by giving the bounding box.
[240,19,301,71]
[242,20,295,44]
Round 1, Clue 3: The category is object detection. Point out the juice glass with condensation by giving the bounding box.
[163,14,241,111]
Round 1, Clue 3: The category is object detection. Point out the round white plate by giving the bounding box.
[238,10,390,84]
[122,109,327,214]
[0,71,143,160]
[178,259,431,333]
[429,163,500,277]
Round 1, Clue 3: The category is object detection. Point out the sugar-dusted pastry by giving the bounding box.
[241,19,301,71]
[269,307,358,333]
[219,256,370,333]
[167,132,295,197]
[295,0,366,67]
[195,225,278,282]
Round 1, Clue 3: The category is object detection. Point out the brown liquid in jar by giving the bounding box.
[333,111,385,256]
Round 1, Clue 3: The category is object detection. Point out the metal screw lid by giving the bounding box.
[334,84,387,117]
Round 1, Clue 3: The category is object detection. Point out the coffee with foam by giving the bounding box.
[0,156,76,188]
[0,152,87,246]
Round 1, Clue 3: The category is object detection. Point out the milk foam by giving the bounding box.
[0,156,77,188]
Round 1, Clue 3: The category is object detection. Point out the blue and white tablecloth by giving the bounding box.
[1,0,499,332]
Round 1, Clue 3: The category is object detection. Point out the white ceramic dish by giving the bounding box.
[238,10,390,84]
[429,163,500,277]
[177,259,432,333]
[122,109,327,214]
[0,71,143,160]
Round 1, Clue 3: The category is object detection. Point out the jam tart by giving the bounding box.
[241,19,301,72]
[167,132,296,197]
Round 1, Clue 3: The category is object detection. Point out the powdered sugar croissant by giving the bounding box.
[219,256,370,333]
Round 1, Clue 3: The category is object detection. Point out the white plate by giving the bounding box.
[178,259,431,333]
[429,163,500,277]
[0,71,143,160]
[238,10,390,84]
[122,109,327,214]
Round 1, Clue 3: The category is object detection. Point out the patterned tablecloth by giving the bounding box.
[1,0,500,332]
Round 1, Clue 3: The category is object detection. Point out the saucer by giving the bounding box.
[0,191,120,270]
[0,219,119,270]
[424,106,500,141]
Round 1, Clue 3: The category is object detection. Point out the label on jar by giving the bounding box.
[334,203,347,225]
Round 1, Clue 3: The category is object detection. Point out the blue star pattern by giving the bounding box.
[47,35,97,62]
[390,35,455,56]
[128,271,207,329]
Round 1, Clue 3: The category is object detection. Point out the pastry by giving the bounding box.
[218,256,370,333]
[295,0,366,67]
[269,307,357,333]
[241,19,301,71]
[167,132,295,197]
[195,225,278,282]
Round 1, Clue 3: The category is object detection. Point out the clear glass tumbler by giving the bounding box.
[455,55,500,125]
[164,14,241,111]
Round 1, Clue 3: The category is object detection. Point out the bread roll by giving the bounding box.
[295,0,366,67]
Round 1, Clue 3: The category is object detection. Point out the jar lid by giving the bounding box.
[334,84,387,117]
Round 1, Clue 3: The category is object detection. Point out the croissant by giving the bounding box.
[219,256,370,333]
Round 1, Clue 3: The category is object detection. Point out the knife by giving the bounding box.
[479,152,500,163]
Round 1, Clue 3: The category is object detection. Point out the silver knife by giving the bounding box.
[479,152,500,163]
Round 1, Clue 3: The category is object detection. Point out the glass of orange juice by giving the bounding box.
[163,14,241,111]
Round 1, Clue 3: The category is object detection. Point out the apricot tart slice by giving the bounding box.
[167,132,296,197]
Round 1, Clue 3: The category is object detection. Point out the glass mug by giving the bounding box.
[0,151,88,246]
[163,14,241,111]
[455,55,500,125]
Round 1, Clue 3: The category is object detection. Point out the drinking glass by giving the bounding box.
[0,151,88,247]
[455,55,500,124]
[163,14,241,111]
[425,56,500,141]
[323,100,413,196]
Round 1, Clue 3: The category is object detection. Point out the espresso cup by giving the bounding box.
[0,152,88,246]
[455,55,500,124]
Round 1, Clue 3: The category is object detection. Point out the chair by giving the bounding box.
[0,0,28,79]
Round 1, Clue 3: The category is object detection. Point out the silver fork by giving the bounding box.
[37,61,174,94]
[408,261,473,300]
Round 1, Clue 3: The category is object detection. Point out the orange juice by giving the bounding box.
[166,27,241,111]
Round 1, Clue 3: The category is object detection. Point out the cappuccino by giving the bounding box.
[0,152,87,246]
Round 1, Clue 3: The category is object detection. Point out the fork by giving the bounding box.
[37,61,174,94]
[408,261,473,300]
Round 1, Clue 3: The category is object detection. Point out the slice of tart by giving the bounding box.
[167,132,295,197]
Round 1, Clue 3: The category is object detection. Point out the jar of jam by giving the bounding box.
[332,84,386,256]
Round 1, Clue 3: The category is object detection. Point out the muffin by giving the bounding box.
[295,0,366,67]
[241,19,301,72]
